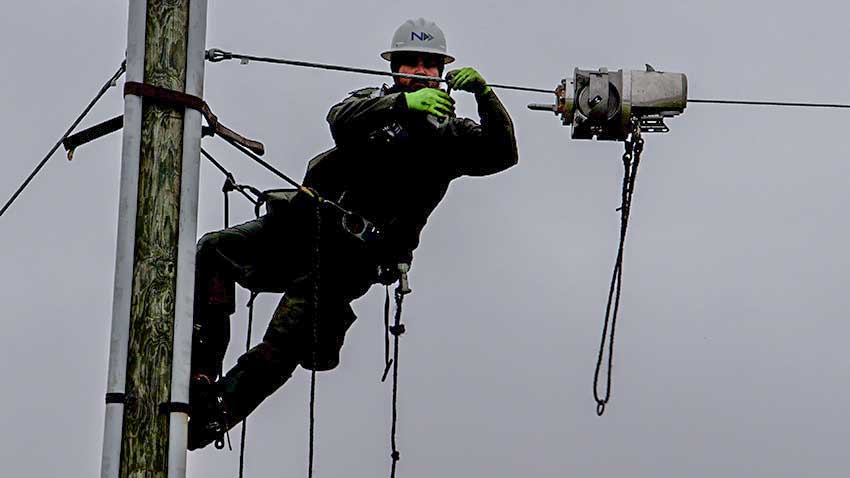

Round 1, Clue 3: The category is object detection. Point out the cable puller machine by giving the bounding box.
[530,65,689,415]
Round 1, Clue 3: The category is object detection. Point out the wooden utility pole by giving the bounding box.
[121,1,189,476]
[102,2,207,478]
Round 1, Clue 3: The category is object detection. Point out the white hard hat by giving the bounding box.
[380,18,455,64]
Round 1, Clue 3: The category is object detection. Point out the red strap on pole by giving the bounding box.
[124,81,265,156]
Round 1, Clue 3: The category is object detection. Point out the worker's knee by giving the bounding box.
[196,231,222,261]
[236,341,296,387]
[263,295,357,372]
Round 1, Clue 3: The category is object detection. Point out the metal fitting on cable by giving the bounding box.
[206,48,232,62]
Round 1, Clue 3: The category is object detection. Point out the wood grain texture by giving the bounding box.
[121,1,189,477]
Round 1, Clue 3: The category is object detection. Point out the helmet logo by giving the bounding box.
[411,31,434,42]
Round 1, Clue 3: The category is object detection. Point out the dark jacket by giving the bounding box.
[303,84,518,263]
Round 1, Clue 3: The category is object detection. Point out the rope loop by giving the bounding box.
[592,117,644,416]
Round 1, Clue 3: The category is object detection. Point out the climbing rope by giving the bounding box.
[203,145,266,478]
[381,288,393,381]
[308,203,321,478]
[593,118,644,416]
[0,60,126,219]
[239,292,258,478]
[386,286,407,478]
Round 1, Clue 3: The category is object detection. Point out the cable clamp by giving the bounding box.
[396,263,411,296]
[222,174,236,193]
[205,48,232,63]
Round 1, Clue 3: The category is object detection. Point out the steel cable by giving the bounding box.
[688,98,850,109]
[206,49,554,94]
[0,60,126,219]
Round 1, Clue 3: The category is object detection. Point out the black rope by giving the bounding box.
[207,143,263,477]
[593,118,644,416]
[206,49,554,95]
[220,136,303,189]
[239,292,258,478]
[216,135,360,224]
[308,203,321,478]
[0,60,126,219]
[381,287,393,381]
[387,288,406,478]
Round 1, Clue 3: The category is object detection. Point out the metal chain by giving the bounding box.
[593,118,644,416]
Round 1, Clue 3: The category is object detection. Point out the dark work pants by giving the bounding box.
[192,206,376,425]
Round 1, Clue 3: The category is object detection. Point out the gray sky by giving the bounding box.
[2,1,849,477]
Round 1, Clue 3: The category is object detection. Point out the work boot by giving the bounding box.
[187,375,230,451]
[190,306,232,381]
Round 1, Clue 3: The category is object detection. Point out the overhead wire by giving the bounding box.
[0,60,126,219]
[206,48,850,110]
[687,98,850,109]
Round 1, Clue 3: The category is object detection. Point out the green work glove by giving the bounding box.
[404,88,455,118]
[446,67,491,95]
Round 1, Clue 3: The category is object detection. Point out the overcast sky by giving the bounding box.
[2,1,850,477]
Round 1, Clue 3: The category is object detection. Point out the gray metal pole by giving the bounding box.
[168,1,207,476]
[101,1,146,477]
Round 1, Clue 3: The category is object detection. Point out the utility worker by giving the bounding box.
[188,17,518,449]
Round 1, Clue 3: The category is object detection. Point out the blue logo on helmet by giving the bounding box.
[411,31,434,42]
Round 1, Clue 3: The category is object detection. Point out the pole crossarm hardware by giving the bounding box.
[63,115,125,159]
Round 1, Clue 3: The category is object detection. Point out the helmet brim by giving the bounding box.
[381,48,455,64]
